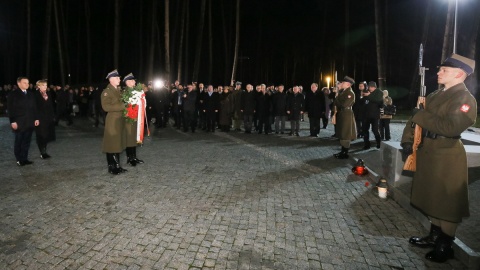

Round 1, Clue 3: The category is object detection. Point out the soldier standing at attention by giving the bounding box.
[101,70,127,175]
[402,54,476,263]
[333,76,356,159]
[123,73,144,166]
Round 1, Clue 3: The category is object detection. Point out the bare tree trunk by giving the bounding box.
[465,3,479,96]
[26,0,31,77]
[53,0,65,86]
[230,0,241,83]
[374,0,387,89]
[170,0,182,78]
[177,1,187,82]
[59,0,71,84]
[84,0,92,84]
[114,0,120,68]
[441,2,455,63]
[220,0,230,83]
[192,0,206,82]
[148,1,156,80]
[138,1,144,78]
[208,0,213,83]
[184,0,190,83]
[164,0,171,83]
[41,0,53,79]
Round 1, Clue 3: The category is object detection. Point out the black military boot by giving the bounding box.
[363,141,371,150]
[409,224,441,248]
[113,153,127,173]
[126,147,137,166]
[376,138,381,149]
[334,147,349,159]
[132,147,144,164]
[425,231,455,263]
[107,153,120,175]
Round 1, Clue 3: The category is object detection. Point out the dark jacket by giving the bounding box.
[182,90,198,112]
[241,90,256,116]
[286,93,304,120]
[256,92,271,117]
[7,89,38,132]
[305,90,325,118]
[363,88,384,119]
[203,92,220,113]
[272,91,287,116]
[219,92,233,125]
[34,90,56,143]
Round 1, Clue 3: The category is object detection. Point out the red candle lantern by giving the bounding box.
[352,159,369,176]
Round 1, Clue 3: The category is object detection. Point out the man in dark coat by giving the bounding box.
[8,77,40,166]
[182,84,198,133]
[402,54,477,263]
[231,81,244,131]
[197,83,206,130]
[353,81,367,138]
[171,85,185,129]
[34,80,56,159]
[101,70,127,175]
[272,85,287,134]
[241,84,256,134]
[286,86,304,136]
[203,85,220,132]
[54,85,72,126]
[333,76,356,159]
[256,84,272,134]
[305,83,326,137]
[362,81,384,149]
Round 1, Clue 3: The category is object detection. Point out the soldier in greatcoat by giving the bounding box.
[333,76,356,159]
[101,70,127,175]
[401,54,476,263]
[123,73,144,166]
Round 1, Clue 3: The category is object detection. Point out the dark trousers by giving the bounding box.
[309,116,321,135]
[274,115,286,133]
[379,119,391,140]
[183,110,197,132]
[290,120,300,134]
[257,115,270,133]
[363,118,381,144]
[173,107,183,128]
[56,106,72,125]
[321,115,328,128]
[356,119,363,136]
[94,104,105,127]
[14,129,33,162]
[205,111,216,132]
[243,114,254,132]
[198,110,206,129]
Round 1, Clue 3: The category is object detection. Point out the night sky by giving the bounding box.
[1,0,479,106]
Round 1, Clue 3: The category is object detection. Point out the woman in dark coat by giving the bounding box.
[34,80,56,159]
[219,87,233,132]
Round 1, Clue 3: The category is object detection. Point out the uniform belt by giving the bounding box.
[425,131,461,140]
[338,107,352,111]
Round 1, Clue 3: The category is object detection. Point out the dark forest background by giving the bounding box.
[1,0,479,108]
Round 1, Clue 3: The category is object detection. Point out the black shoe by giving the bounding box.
[409,224,441,248]
[295,133,300,136]
[17,161,25,166]
[425,231,455,263]
[363,144,371,150]
[334,152,349,159]
[40,153,51,159]
[127,158,137,166]
[280,132,284,134]
[24,160,33,165]
[133,158,144,164]
[275,132,279,134]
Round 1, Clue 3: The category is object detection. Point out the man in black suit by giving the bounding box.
[202,85,220,132]
[8,77,40,166]
[305,83,326,137]
[182,84,198,133]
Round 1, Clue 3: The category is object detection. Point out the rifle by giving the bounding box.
[403,44,428,172]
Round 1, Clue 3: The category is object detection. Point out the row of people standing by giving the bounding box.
[144,81,333,137]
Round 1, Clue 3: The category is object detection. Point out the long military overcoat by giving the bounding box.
[402,83,477,222]
[334,87,357,141]
[101,84,126,153]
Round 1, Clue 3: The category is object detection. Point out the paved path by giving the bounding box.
[0,117,474,269]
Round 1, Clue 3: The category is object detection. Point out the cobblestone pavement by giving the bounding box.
[0,117,474,269]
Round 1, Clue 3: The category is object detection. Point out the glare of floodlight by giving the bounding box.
[153,79,164,89]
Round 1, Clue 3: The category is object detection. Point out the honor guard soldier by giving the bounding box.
[123,73,144,166]
[101,70,127,175]
[401,54,476,263]
[333,76,357,159]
